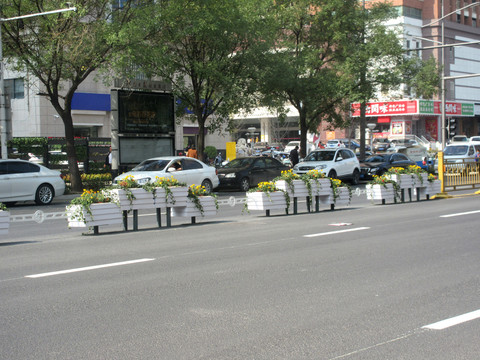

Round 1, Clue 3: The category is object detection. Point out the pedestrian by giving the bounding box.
[289,145,299,168]
[215,152,223,167]
[187,145,198,159]
[104,146,112,170]
[475,149,480,171]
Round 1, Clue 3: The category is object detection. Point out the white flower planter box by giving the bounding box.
[153,187,167,208]
[275,179,309,198]
[428,180,441,195]
[0,210,10,235]
[165,186,188,207]
[67,203,123,228]
[310,178,332,196]
[366,183,396,203]
[385,174,414,189]
[333,187,351,206]
[246,191,287,211]
[110,188,154,211]
[412,173,428,188]
[418,180,442,198]
[172,196,217,217]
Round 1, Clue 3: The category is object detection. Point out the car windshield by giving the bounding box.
[223,158,254,168]
[305,151,336,161]
[131,159,169,171]
[365,155,387,162]
[444,146,468,156]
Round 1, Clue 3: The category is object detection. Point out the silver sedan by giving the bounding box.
[113,156,220,193]
[0,159,65,205]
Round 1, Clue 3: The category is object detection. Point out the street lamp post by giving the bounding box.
[0,6,77,159]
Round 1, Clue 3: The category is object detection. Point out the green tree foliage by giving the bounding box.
[0,0,137,191]
[258,1,439,157]
[121,0,271,160]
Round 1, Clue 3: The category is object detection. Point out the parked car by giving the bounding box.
[284,141,300,153]
[327,138,370,152]
[292,148,361,184]
[372,138,391,152]
[470,136,480,142]
[0,159,65,205]
[450,135,469,143]
[217,156,289,192]
[113,156,219,193]
[252,142,269,154]
[326,139,345,148]
[284,140,315,154]
[267,143,284,151]
[360,153,415,180]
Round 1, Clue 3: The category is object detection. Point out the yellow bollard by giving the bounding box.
[433,151,452,199]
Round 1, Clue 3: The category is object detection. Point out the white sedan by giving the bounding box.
[0,159,65,205]
[113,156,220,193]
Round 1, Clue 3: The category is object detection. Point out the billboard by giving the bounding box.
[118,90,174,134]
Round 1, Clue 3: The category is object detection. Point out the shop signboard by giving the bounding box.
[352,99,475,117]
[418,100,474,116]
[351,100,417,117]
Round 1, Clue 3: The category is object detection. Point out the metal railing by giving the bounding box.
[442,158,480,190]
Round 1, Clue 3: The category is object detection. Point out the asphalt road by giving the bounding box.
[1,189,480,359]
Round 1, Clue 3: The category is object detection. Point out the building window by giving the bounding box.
[13,79,24,99]
[457,13,462,23]
[5,78,24,99]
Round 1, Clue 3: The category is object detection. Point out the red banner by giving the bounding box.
[351,101,417,117]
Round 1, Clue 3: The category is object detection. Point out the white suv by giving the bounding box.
[293,148,361,184]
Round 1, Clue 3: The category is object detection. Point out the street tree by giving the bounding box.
[346,3,440,159]
[0,0,138,192]
[123,0,271,161]
[257,0,439,158]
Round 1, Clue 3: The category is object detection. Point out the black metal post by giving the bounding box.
[122,210,128,231]
[133,209,138,231]
[166,207,171,227]
[156,208,162,227]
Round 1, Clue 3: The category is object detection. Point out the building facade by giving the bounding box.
[353,0,480,142]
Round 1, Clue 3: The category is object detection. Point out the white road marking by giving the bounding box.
[25,258,155,278]
[440,210,480,218]
[304,227,370,238]
[422,309,480,330]
[329,223,353,226]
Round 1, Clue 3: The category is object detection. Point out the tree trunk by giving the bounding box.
[359,101,366,161]
[63,114,83,193]
[299,110,308,159]
[196,112,205,162]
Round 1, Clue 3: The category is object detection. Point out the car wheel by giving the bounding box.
[328,170,337,179]
[35,184,54,205]
[351,169,360,185]
[239,177,250,192]
[201,179,213,194]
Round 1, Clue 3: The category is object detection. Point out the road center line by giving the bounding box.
[422,309,480,330]
[25,258,155,278]
[440,210,480,218]
[304,227,370,238]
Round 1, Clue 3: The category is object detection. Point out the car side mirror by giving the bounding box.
[336,156,343,162]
